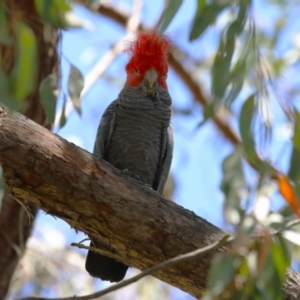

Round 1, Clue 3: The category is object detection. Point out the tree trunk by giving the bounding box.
[1,107,299,299]
[0,1,58,298]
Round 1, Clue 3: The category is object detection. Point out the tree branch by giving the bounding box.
[1,106,223,298]
[21,235,231,300]
[1,107,300,299]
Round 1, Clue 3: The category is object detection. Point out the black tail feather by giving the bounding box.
[85,241,128,282]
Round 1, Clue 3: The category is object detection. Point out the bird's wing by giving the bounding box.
[155,125,174,194]
[93,100,117,159]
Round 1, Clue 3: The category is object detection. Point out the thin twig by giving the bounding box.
[250,218,300,240]
[10,194,33,221]
[278,218,300,233]
[80,0,142,100]
[20,234,231,300]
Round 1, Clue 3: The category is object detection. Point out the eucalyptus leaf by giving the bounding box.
[157,0,182,33]
[39,73,58,124]
[211,20,241,100]
[257,248,282,300]
[239,93,255,149]
[34,0,71,28]
[221,151,245,224]
[224,59,246,106]
[288,147,300,184]
[207,253,240,295]
[258,237,289,300]
[189,3,227,41]
[13,21,37,101]
[59,95,67,129]
[68,65,84,115]
[292,110,300,150]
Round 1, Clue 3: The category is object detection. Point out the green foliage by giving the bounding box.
[59,95,68,128]
[206,253,240,294]
[2,1,300,299]
[239,94,255,149]
[39,74,59,124]
[157,0,183,33]
[68,65,84,115]
[13,22,37,101]
[34,0,71,28]
[189,1,228,41]
[203,235,290,300]
[221,151,245,224]
[288,110,300,199]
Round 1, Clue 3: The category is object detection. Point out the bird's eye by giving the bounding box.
[135,69,139,75]
[162,73,167,78]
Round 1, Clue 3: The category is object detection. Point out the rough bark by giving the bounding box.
[0,1,58,298]
[1,107,300,299]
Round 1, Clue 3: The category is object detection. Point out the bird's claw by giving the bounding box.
[122,169,143,182]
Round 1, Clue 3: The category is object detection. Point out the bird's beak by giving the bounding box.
[145,69,158,91]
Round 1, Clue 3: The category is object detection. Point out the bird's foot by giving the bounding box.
[122,169,143,182]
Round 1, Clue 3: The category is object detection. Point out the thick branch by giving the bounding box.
[0,107,222,297]
[1,107,299,299]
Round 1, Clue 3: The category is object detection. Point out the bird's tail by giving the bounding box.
[85,241,128,282]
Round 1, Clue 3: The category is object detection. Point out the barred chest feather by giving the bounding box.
[106,89,172,187]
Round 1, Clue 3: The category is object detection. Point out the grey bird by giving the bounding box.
[85,31,173,282]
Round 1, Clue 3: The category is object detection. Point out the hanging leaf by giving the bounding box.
[277,174,300,217]
[238,93,264,169]
[271,237,290,283]
[157,0,183,33]
[206,253,240,296]
[34,0,71,28]
[189,2,227,41]
[291,110,300,150]
[39,73,58,124]
[287,109,300,204]
[287,147,300,187]
[211,21,238,100]
[221,151,245,224]
[210,1,251,104]
[68,65,84,115]
[13,21,37,101]
[59,95,67,129]
[224,59,246,106]
[239,94,255,147]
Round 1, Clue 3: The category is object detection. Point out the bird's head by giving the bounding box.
[124,31,172,95]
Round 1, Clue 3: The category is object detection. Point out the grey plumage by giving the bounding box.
[85,74,173,282]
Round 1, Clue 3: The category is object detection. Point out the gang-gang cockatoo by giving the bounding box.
[85,31,173,282]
